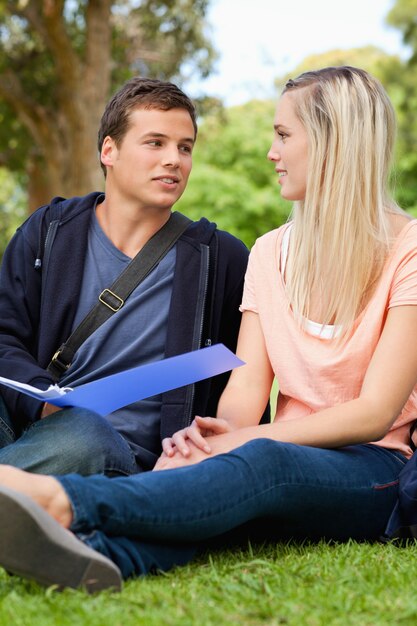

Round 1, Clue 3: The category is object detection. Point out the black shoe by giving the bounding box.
[0,485,122,593]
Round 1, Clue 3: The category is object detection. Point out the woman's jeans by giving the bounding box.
[57,439,407,579]
[0,395,138,476]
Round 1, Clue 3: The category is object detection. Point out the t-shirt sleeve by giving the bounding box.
[239,241,259,313]
[389,229,417,308]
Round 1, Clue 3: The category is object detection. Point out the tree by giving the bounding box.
[386,0,417,211]
[0,167,26,262]
[386,0,417,60]
[277,45,403,85]
[0,0,216,210]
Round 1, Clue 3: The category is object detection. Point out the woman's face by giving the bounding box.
[267,92,309,201]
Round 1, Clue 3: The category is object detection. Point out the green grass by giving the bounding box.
[0,540,417,625]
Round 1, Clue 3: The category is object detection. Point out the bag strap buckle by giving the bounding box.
[99,289,124,312]
[49,345,73,378]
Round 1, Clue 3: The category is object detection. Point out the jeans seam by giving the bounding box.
[104,431,138,475]
[0,415,15,441]
[97,480,390,529]
[58,477,89,532]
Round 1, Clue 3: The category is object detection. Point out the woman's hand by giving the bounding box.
[153,444,210,471]
[161,415,232,458]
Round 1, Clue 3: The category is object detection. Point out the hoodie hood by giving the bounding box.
[28,193,217,270]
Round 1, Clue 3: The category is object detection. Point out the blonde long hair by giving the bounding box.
[283,66,401,334]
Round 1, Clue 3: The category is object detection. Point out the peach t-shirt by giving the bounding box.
[240,220,417,458]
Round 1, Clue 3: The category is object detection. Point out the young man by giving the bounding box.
[0,77,250,475]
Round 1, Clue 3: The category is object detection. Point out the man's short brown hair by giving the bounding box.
[98,77,198,175]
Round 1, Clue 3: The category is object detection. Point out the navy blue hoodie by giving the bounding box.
[0,193,250,439]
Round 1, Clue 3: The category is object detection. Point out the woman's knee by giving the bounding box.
[232,438,292,461]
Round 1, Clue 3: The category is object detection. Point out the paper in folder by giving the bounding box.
[0,344,244,416]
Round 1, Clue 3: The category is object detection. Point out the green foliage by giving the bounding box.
[3,0,417,251]
[0,103,31,172]
[387,0,417,60]
[381,0,417,211]
[280,45,402,82]
[0,0,217,203]
[125,0,217,82]
[0,540,416,625]
[177,100,292,248]
[0,168,26,262]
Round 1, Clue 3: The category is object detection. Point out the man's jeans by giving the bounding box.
[57,438,407,579]
[0,395,138,476]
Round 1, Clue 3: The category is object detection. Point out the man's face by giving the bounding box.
[101,107,195,211]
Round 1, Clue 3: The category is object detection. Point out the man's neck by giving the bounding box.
[96,197,172,258]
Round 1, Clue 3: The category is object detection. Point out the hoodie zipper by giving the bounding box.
[39,219,60,313]
[183,243,210,426]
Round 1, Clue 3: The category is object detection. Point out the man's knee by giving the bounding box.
[0,408,137,476]
[33,408,137,475]
[231,438,284,459]
[37,408,117,459]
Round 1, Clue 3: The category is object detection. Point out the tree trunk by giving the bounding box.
[1,0,111,210]
[0,0,215,212]
[27,155,56,213]
[26,150,105,213]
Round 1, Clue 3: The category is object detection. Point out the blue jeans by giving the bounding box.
[57,439,407,579]
[0,395,138,476]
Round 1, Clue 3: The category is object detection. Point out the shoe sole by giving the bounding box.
[0,485,122,592]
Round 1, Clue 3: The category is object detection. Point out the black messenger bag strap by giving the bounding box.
[47,211,192,381]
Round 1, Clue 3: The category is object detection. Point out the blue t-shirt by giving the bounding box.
[60,206,175,470]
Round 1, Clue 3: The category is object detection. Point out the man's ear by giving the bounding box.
[101,136,116,169]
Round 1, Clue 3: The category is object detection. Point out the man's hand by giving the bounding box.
[40,403,61,419]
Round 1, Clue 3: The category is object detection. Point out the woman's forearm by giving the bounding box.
[205,395,394,458]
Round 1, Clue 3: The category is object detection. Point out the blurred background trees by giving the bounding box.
[385,0,417,209]
[0,0,416,256]
[0,0,215,209]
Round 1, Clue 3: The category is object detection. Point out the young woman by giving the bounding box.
[0,66,416,592]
